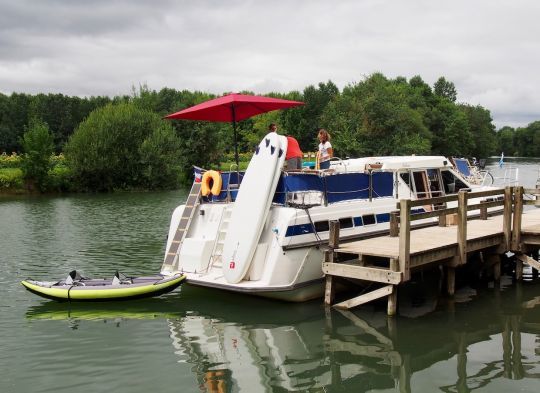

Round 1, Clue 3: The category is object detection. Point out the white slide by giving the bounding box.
[222,132,287,284]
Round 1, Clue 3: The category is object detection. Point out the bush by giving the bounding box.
[65,102,181,191]
[46,164,73,192]
[0,168,23,189]
[0,153,22,168]
[20,119,54,191]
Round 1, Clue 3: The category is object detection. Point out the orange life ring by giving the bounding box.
[201,170,222,196]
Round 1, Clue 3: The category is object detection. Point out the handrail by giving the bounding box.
[392,186,516,281]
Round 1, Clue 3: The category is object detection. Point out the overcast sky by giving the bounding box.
[1,0,539,128]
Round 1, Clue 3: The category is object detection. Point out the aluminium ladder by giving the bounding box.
[161,182,202,273]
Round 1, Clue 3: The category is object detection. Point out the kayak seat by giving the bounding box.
[112,271,133,285]
[65,270,86,285]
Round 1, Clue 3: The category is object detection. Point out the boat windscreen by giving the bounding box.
[453,159,471,177]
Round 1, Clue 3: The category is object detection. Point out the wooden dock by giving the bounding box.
[323,187,540,314]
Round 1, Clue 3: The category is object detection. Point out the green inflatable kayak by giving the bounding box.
[21,271,186,301]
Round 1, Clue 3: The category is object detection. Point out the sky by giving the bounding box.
[1,0,539,128]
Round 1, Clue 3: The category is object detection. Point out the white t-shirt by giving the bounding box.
[318,141,332,162]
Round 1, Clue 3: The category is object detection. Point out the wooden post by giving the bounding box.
[512,186,523,251]
[325,275,335,305]
[479,200,488,220]
[387,258,398,316]
[457,190,468,265]
[492,255,501,282]
[515,257,523,280]
[438,210,447,227]
[389,211,399,237]
[329,220,340,249]
[503,187,513,251]
[399,199,411,281]
[325,221,340,306]
[447,266,456,296]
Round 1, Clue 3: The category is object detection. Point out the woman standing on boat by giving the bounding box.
[317,128,333,170]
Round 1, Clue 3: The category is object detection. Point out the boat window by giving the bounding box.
[339,217,353,229]
[314,220,330,232]
[441,170,469,194]
[400,172,411,186]
[427,169,444,197]
[362,214,376,225]
[412,170,430,199]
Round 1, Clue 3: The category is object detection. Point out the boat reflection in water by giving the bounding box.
[169,281,540,392]
[26,279,540,392]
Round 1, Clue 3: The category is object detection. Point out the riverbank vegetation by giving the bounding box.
[1,73,539,193]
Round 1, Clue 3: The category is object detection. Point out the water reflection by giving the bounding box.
[165,283,540,392]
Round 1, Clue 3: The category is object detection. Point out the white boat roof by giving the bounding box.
[333,156,453,172]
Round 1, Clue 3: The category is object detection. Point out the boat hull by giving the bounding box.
[21,274,185,302]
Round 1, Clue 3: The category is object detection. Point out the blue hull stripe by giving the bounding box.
[284,209,425,237]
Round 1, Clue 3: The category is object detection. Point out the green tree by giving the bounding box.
[433,77,457,102]
[20,119,54,191]
[65,102,181,191]
[460,104,497,158]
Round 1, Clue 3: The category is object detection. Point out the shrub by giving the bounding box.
[65,102,181,191]
[20,119,54,191]
[0,168,23,189]
[0,153,22,168]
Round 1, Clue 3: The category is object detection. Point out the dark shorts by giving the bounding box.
[319,160,331,170]
[286,157,302,170]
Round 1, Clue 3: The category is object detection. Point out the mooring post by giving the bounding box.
[457,190,468,265]
[503,187,513,251]
[512,186,523,252]
[399,199,411,281]
[324,220,341,305]
[447,266,456,296]
[479,200,488,220]
[387,258,399,316]
[389,211,399,237]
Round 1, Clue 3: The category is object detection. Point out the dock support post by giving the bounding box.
[389,211,399,237]
[512,186,523,252]
[324,221,340,306]
[503,187,513,251]
[515,257,523,280]
[447,266,456,296]
[457,190,468,265]
[399,199,411,281]
[387,258,398,316]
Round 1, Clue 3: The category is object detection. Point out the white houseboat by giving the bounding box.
[161,133,499,301]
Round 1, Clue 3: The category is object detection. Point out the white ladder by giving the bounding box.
[161,182,202,273]
[209,206,233,269]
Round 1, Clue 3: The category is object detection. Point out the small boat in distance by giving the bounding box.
[21,271,185,301]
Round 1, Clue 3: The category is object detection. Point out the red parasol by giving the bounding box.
[165,93,304,165]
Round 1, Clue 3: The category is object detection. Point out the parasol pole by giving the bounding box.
[231,104,239,167]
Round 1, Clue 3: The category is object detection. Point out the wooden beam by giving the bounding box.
[389,211,399,237]
[324,275,335,305]
[457,190,468,265]
[388,258,399,316]
[399,199,411,281]
[447,266,456,296]
[515,253,540,272]
[503,186,513,251]
[323,263,402,284]
[333,285,394,310]
[512,186,523,251]
[329,220,340,249]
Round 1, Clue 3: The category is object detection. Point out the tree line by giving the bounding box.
[1,73,538,191]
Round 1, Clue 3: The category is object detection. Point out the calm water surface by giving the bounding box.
[1,159,540,393]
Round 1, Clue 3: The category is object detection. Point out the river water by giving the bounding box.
[1,159,540,393]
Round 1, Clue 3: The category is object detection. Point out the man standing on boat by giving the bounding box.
[269,123,303,170]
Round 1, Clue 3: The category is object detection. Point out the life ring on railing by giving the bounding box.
[201,170,222,196]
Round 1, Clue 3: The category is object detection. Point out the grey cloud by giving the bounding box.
[0,0,539,127]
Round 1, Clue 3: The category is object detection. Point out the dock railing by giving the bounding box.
[388,187,510,281]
